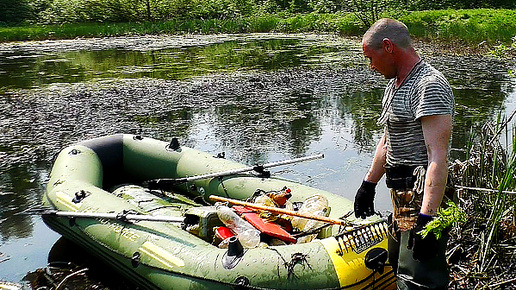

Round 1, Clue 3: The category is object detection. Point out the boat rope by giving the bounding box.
[285,253,312,280]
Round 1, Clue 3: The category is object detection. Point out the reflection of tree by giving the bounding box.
[337,88,384,152]
[0,165,40,241]
[286,90,322,156]
[451,87,508,159]
[0,38,323,90]
[133,107,195,140]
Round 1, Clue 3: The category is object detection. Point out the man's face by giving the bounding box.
[362,42,396,79]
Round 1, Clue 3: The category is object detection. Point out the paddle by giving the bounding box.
[145,153,324,190]
[39,210,184,223]
[209,195,350,226]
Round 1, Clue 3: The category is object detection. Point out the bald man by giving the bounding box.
[354,18,454,289]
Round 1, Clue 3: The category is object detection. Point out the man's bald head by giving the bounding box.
[362,18,412,50]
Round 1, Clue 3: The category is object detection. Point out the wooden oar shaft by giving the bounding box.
[209,195,347,226]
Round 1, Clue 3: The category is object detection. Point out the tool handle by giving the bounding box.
[209,195,347,226]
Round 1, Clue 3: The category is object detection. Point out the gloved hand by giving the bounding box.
[354,180,376,219]
[408,213,439,261]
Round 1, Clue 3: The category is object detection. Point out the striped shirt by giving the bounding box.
[378,60,454,167]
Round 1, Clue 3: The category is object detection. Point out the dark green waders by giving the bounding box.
[388,223,449,290]
[386,166,451,289]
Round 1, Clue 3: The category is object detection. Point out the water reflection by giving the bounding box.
[0,165,46,241]
[0,34,514,283]
[0,37,349,90]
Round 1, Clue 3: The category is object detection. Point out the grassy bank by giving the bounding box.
[1,9,515,46]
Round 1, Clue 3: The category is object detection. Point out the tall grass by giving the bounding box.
[1,9,515,46]
[400,9,516,44]
[449,114,516,288]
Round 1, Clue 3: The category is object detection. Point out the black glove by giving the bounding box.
[408,213,439,261]
[354,180,376,219]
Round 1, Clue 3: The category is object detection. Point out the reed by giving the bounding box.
[449,113,516,288]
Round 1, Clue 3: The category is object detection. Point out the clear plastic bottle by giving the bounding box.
[291,194,330,243]
[295,209,328,243]
[216,205,261,248]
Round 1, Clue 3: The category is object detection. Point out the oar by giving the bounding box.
[209,195,350,226]
[146,153,324,189]
[41,210,184,223]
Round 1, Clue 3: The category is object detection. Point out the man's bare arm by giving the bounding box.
[421,114,452,215]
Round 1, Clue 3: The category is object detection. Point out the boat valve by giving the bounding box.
[223,236,245,270]
[364,248,388,274]
[168,137,180,151]
[227,236,244,257]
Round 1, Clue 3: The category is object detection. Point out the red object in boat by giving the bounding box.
[215,226,235,240]
[233,206,297,243]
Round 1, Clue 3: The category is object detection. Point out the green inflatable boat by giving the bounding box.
[43,134,396,289]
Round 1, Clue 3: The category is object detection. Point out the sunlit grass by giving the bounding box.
[400,9,516,44]
[1,9,515,46]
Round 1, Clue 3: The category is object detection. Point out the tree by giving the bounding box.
[0,0,31,24]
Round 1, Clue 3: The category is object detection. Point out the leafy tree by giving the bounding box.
[343,0,401,27]
[0,0,31,24]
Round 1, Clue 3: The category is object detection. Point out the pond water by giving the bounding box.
[0,33,515,286]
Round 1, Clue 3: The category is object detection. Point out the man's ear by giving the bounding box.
[382,38,393,53]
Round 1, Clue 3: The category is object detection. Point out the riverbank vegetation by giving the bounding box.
[448,114,516,288]
[1,0,516,46]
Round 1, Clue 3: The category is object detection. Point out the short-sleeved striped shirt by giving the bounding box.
[378,60,454,167]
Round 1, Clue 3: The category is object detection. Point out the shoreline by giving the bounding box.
[0,32,500,58]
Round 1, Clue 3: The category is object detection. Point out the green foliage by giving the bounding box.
[407,0,515,10]
[1,0,515,26]
[488,34,516,65]
[400,9,516,45]
[450,114,516,277]
[1,9,516,47]
[187,0,255,19]
[419,201,467,239]
[342,0,402,27]
[0,0,31,24]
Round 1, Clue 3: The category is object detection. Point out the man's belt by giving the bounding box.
[385,165,425,189]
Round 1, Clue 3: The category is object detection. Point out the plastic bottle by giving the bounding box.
[291,194,330,243]
[295,209,328,243]
[267,188,292,207]
[216,205,261,248]
[254,189,294,221]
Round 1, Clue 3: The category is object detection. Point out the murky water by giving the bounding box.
[0,33,515,286]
